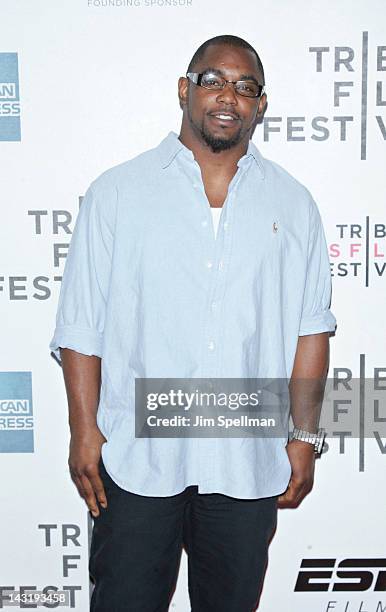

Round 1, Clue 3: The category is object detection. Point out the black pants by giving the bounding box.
[89,458,277,612]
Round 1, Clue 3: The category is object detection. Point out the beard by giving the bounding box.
[201,125,243,153]
[189,108,245,153]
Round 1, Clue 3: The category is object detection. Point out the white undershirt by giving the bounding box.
[210,207,222,238]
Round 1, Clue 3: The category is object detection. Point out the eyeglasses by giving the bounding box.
[186,71,265,99]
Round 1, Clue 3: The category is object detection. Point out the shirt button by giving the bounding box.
[208,341,215,351]
[211,301,217,310]
[201,220,208,227]
[223,222,228,231]
[218,261,224,270]
[206,261,213,269]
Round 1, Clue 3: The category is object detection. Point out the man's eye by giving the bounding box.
[239,83,253,92]
[203,75,222,86]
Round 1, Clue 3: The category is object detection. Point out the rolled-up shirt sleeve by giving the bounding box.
[298,198,337,336]
[49,183,114,362]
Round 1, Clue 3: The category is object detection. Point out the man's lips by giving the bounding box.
[208,112,240,124]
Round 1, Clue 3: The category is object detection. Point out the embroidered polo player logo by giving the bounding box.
[273,221,279,233]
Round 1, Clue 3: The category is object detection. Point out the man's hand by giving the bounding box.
[68,426,107,517]
[60,348,105,517]
[277,440,315,509]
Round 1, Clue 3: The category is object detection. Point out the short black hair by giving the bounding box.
[186,34,265,85]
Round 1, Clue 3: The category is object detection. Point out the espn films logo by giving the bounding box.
[295,559,386,611]
[295,558,386,593]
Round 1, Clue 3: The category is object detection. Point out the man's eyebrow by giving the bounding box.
[201,66,261,85]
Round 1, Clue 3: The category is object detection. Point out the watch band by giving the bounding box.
[291,427,326,455]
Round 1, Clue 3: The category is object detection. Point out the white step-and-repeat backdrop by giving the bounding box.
[1,0,385,610]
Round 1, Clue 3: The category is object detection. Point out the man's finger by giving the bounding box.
[79,474,100,517]
[71,475,86,499]
[88,472,108,508]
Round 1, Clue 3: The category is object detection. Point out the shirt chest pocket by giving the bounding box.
[235,215,305,278]
[243,216,284,265]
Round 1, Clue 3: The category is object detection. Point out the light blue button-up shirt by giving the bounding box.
[49,131,336,499]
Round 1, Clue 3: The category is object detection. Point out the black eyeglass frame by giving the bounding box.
[186,71,265,99]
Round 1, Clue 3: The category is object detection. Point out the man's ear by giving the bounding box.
[178,76,189,110]
[252,93,267,130]
[256,93,267,118]
[250,94,268,135]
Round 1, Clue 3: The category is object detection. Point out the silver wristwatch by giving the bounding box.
[291,427,326,455]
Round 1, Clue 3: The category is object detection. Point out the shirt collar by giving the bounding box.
[157,130,265,179]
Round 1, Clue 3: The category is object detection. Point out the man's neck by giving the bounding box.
[178,127,249,176]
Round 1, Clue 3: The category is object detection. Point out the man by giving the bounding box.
[50,34,336,611]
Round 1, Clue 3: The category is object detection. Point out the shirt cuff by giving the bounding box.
[49,325,103,362]
[298,310,337,336]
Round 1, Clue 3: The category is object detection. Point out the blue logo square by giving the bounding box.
[0,372,34,453]
[0,53,21,141]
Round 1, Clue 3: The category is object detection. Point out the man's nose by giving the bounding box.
[216,82,238,104]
